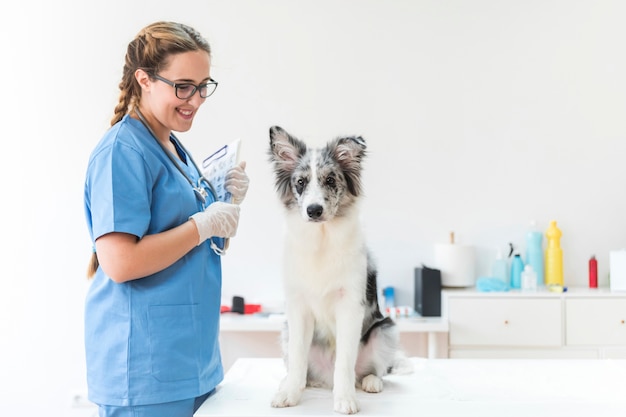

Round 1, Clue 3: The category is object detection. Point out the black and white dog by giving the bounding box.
[268,126,411,414]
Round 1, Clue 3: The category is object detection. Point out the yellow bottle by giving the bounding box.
[544,220,563,286]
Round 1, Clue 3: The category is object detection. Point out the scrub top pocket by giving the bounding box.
[148,304,200,382]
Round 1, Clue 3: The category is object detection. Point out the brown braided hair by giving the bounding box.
[87,21,212,278]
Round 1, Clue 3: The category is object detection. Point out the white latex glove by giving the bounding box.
[189,201,241,245]
[224,161,249,205]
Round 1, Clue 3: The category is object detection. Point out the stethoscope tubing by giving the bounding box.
[134,108,227,256]
[134,108,219,206]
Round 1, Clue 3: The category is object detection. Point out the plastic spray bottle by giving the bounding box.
[544,220,563,286]
[510,254,524,289]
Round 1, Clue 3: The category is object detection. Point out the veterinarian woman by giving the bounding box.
[83,21,249,417]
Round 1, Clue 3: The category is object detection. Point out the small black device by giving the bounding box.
[231,296,245,314]
[414,266,442,317]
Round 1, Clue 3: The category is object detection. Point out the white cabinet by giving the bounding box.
[449,298,562,347]
[446,288,626,359]
[566,298,626,346]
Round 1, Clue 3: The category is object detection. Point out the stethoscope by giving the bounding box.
[134,107,227,256]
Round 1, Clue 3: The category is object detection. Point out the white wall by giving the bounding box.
[1,1,625,416]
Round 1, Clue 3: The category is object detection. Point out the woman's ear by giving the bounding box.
[134,68,151,92]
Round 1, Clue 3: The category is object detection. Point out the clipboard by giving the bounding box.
[201,139,241,203]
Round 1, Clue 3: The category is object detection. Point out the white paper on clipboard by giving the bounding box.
[201,139,241,202]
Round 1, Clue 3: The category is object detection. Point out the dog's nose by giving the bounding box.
[307,204,323,219]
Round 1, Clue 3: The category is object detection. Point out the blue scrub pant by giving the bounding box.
[97,390,215,417]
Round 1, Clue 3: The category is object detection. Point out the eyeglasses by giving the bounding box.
[152,73,218,99]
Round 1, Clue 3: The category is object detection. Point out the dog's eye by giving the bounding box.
[325,176,336,187]
[295,178,306,194]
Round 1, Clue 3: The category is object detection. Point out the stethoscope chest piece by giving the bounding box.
[194,186,209,203]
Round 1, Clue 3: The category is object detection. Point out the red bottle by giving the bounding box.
[589,255,598,288]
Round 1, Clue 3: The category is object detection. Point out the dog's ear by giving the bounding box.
[269,126,307,202]
[269,126,307,170]
[333,135,367,166]
[332,136,367,196]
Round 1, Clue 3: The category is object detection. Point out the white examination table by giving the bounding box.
[195,357,626,417]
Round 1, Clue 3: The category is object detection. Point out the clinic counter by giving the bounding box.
[219,313,449,361]
[195,357,626,417]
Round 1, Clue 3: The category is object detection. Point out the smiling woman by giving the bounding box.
[82,20,249,417]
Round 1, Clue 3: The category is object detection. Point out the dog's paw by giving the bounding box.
[271,388,302,408]
[334,395,360,414]
[361,374,383,393]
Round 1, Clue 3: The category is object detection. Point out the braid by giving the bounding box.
[110,84,132,126]
[86,252,99,279]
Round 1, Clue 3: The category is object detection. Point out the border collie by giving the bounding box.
[268,126,411,414]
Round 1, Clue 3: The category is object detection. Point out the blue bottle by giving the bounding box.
[510,254,524,289]
[383,287,395,309]
[526,222,544,286]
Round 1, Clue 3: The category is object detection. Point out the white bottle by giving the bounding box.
[521,264,537,292]
[492,248,509,285]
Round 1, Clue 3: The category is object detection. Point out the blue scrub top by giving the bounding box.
[83,114,224,406]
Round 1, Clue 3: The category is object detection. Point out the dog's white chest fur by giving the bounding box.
[283,209,367,329]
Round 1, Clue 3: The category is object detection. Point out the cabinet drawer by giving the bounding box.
[566,298,626,346]
[449,298,562,347]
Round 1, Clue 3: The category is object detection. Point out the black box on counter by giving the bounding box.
[414,266,442,317]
